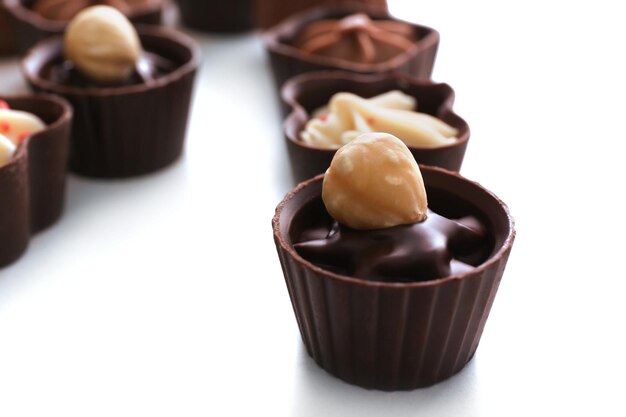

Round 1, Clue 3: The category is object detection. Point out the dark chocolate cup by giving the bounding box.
[0,3,15,55]
[263,4,439,91]
[21,26,200,178]
[174,0,255,33]
[0,94,72,268]
[282,71,470,183]
[273,168,515,390]
[0,144,29,267]
[257,0,387,29]
[1,0,164,54]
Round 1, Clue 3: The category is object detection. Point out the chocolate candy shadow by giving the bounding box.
[1,0,164,54]
[0,94,72,268]
[263,4,439,91]
[273,167,516,390]
[282,71,470,184]
[175,0,255,33]
[21,26,200,179]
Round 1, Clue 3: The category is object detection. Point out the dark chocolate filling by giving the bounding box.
[294,209,493,283]
[40,51,176,88]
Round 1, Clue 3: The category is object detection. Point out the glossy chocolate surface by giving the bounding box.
[295,209,492,283]
[41,51,176,88]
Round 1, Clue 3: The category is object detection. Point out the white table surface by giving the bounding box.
[1,1,625,415]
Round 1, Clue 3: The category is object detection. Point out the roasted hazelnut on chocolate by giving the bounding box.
[295,132,493,282]
[322,132,428,230]
[64,5,141,83]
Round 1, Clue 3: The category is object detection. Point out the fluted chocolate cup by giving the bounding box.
[0,94,72,268]
[273,168,515,390]
[0,2,15,55]
[257,0,387,29]
[0,142,29,267]
[2,0,164,54]
[175,0,255,32]
[21,26,199,178]
[264,4,439,91]
[282,71,470,184]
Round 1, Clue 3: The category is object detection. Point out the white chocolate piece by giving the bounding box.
[64,5,141,83]
[301,90,458,149]
[322,132,428,230]
[0,134,17,168]
[367,90,416,110]
[0,108,46,145]
[310,90,415,119]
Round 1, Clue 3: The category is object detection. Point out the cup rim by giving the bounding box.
[0,93,72,173]
[20,24,200,97]
[2,0,164,31]
[263,3,440,74]
[273,167,516,289]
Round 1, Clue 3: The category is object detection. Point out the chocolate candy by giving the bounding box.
[264,4,439,89]
[301,90,458,149]
[272,167,515,389]
[282,71,470,183]
[292,13,417,65]
[0,95,72,268]
[22,26,199,178]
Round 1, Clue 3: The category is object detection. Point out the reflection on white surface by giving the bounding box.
[1,0,626,415]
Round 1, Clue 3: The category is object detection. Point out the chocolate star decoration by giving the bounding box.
[292,13,418,65]
[294,209,492,283]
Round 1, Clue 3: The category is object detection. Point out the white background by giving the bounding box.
[1,1,625,415]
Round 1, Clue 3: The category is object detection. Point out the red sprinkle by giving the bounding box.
[0,100,9,110]
[0,121,10,133]
[18,132,29,142]
[366,117,376,125]
[318,114,328,122]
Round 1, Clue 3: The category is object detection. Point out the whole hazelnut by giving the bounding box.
[322,132,428,230]
[64,5,141,83]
